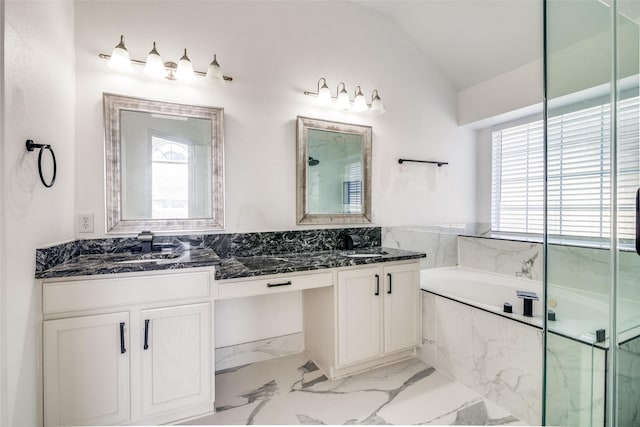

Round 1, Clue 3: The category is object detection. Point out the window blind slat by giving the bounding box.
[492,96,639,240]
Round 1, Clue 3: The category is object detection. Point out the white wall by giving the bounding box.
[0,3,478,422]
[458,60,543,127]
[72,1,477,353]
[2,1,76,426]
[74,0,477,236]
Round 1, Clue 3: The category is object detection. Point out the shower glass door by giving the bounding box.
[614,1,640,425]
[544,0,640,425]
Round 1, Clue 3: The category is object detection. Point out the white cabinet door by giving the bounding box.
[140,303,211,417]
[337,267,383,367]
[43,312,130,427]
[383,264,421,354]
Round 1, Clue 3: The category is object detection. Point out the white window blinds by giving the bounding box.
[491,96,639,241]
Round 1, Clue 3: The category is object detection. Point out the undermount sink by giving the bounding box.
[115,252,182,264]
[340,250,389,258]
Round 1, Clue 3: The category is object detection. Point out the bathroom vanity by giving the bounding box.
[36,231,424,426]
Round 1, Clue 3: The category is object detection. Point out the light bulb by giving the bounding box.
[317,78,332,106]
[351,86,368,112]
[107,35,132,72]
[335,83,351,110]
[176,48,196,82]
[144,42,166,78]
[206,54,223,81]
[370,90,385,114]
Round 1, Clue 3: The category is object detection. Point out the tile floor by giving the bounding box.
[183,353,527,425]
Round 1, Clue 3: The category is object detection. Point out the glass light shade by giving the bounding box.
[107,35,132,72]
[351,86,368,112]
[206,54,223,80]
[370,91,385,114]
[335,84,351,110]
[144,42,165,77]
[176,49,196,82]
[317,82,332,106]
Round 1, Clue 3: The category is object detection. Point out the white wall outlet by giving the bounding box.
[78,213,94,233]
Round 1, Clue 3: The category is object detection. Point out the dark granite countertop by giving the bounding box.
[36,246,425,281]
[215,247,426,280]
[35,248,222,279]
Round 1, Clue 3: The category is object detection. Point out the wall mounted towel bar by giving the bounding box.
[398,158,448,167]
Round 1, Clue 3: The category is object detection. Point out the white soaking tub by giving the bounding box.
[420,266,544,327]
[418,266,543,425]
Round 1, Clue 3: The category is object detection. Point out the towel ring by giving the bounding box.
[26,139,57,188]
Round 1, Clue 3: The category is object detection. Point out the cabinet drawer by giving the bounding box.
[217,271,332,299]
[43,270,211,314]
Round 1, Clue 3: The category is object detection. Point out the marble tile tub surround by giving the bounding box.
[419,292,543,425]
[458,235,543,281]
[382,225,460,269]
[185,352,524,425]
[35,227,382,274]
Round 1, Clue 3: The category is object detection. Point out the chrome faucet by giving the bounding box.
[137,230,153,254]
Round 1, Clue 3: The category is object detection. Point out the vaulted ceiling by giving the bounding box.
[356,0,543,90]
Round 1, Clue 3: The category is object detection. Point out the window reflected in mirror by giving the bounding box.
[296,116,372,225]
[104,94,224,233]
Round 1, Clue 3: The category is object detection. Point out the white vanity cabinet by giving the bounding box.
[42,269,214,427]
[43,312,131,427]
[140,303,211,418]
[304,260,421,379]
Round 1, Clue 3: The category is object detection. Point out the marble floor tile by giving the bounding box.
[183,353,526,426]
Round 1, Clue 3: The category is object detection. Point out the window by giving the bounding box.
[343,161,363,214]
[151,137,190,219]
[491,96,639,242]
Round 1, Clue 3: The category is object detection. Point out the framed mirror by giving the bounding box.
[104,93,224,233]
[296,116,372,224]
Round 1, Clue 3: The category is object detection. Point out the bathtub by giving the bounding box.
[418,266,543,424]
[420,266,544,328]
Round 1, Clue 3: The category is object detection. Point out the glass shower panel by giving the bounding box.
[544,0,613,425]
[615,0,640,424]
[545,0,640,425]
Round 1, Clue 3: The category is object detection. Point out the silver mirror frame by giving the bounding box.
[296,116,372,225]
[104,93,225,233]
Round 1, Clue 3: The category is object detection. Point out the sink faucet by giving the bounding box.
[137,230,154,254]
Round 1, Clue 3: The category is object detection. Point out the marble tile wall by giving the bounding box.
[545,332,606,426]
[458,236,543,281]
[215,333,304,372]
[548,244,640,302]
[418,292,543,425]
[618,335,640,427]
[381,226,461,270]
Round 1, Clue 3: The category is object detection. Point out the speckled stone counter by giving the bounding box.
[35,227,425,281]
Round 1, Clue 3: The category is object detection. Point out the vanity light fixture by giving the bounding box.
[176,49,196,82]
[316,78,332,106]
[100,35,234,83]
[303,78,385,114]
[335,82,351,110]
[206,54,223,81]
[369,90,385,114]
[144,42,165,77]
[107,35,133,73]
[351,86,368,112]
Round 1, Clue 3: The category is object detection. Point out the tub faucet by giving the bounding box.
[137,230,154,254]
[516,290,539,317]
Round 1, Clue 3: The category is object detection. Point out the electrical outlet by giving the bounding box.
[78,213,94,233]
